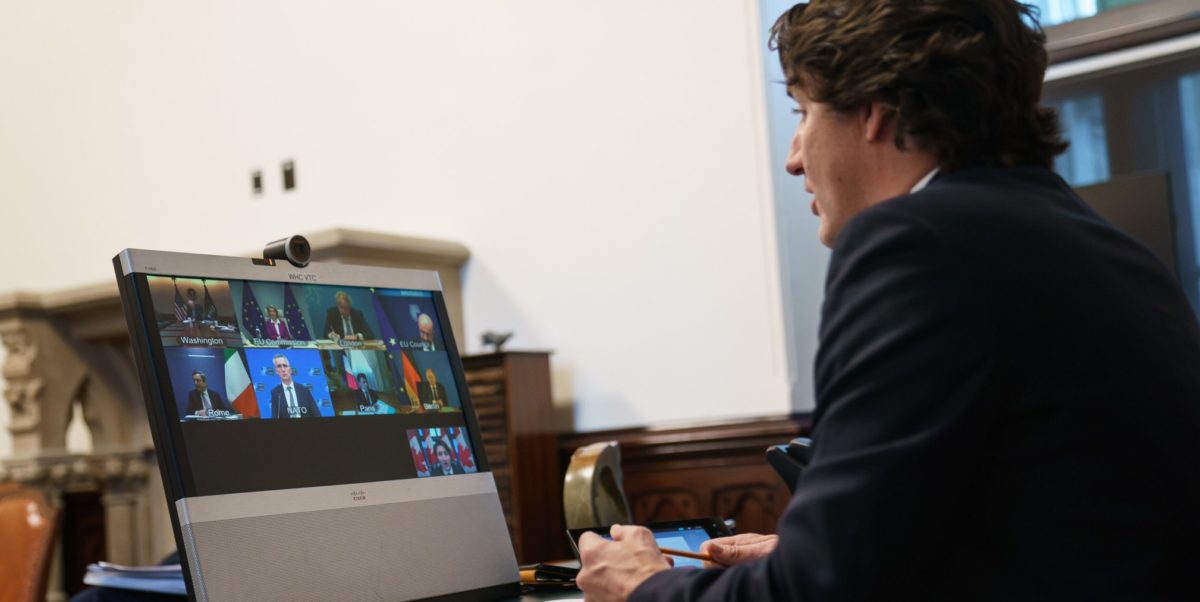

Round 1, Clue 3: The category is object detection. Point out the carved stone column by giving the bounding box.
[1,321,52,454]
[99,454,154,565]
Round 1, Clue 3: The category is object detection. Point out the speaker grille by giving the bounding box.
[180,493,517,601]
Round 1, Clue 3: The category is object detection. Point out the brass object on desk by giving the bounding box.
[563,441,632,529]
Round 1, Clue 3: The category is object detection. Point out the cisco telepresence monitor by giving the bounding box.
[114,249,520,602]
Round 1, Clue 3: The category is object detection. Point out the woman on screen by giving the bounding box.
[264,305,293,340]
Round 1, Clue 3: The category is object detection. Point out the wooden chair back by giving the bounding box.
[0,482,61,602]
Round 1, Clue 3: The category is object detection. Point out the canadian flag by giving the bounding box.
[224,349,259,418]
[409,432,430,477]
[453,428,476,473]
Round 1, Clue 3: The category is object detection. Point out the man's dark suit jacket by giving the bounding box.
[355,388,394,412]
[270,382,322,419]
[185,388,231,416]
[632,166,1200,601]
[418,382,448,408]
[323,307,375,340]
[184,300,203,322]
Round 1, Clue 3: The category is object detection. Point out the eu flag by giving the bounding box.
[241,281,268,339]
[283,283,312,340]
[372,289,400,353]
[372,290,417,408]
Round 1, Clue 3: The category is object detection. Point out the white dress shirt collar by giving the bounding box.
[911,167,940,193]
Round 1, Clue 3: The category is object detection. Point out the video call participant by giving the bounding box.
[269,354,322,419]
[185,371,231,417]
[418,368,448,410]
[323,291,374,342]
[184,288,202,322]
[354,373,393,413]
[417,313,437,350]
[264,305,292,340]
[576,1,1200,601]
[429,439,463,476]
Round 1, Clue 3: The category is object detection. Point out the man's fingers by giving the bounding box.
[578,532,606,564]
[701,533,765,562]
[610,524,656,545]
[701,534,779,567]
[703,533,773,550]
[701,542,736,566]
[708,544,743,567]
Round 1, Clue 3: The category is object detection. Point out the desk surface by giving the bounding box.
[73,587,581,602]
[510,593,581,601]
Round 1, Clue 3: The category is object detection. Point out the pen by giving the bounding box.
[658,547,713,562]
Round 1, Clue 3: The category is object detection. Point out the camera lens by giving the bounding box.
[263,235,311,268]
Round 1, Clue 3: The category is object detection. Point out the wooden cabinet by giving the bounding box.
[461,351,563,564]
[559,415,811,536]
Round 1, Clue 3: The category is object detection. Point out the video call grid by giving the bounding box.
[146,275,459,420]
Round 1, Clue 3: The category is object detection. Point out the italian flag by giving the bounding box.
[224,349,259,418]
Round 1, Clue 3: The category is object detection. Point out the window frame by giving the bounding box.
[1045,0,1200,63]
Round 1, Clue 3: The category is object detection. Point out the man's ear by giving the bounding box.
[862,101,895,143]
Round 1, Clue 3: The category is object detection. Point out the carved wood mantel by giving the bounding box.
[0,228,470,600]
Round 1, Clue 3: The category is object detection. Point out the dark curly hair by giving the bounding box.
[770,0,1068,170]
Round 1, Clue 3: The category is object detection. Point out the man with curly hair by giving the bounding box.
[577,1,1200,600]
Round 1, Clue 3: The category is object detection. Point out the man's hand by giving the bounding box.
[577,524,673,602]
[699,533,779,568]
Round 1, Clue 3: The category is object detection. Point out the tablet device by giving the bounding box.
[567,518,734,568]
[114,249,520,601]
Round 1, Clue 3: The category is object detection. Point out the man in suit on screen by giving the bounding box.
[417,368,449,410]
[354,372,395,414]
[323,291,374,342]
[417,313,438,351]
[269,354,322,419]
[185,371,232,417]
[576,1,1200,600]
[184,288,202,322]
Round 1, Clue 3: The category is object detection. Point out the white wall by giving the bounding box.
[0,0,824,440]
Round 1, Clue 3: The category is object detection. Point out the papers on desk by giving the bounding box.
[83,562,187,596]
[181,413,244,421]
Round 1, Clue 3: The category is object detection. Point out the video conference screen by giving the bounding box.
[142,275,481,496]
